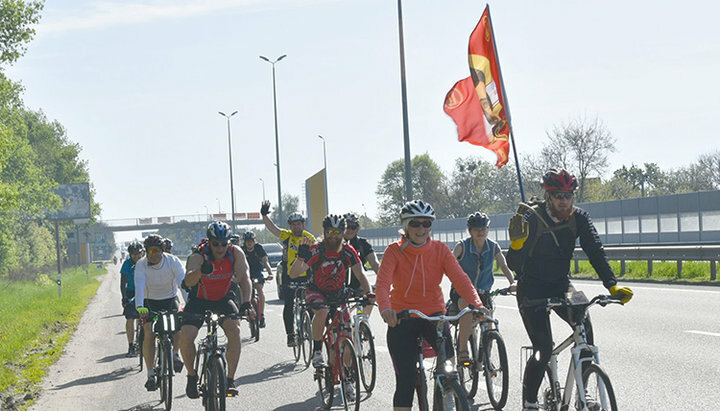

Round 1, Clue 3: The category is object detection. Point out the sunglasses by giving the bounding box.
[347,224,359,230]
[211,241,229,247]
[551,191,574,200]
[326,229,342,236]
[147,248,162,255]
[408,220,432,228]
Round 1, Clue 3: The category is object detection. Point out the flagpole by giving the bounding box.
[486,4,526,202]
[397,0,413,201]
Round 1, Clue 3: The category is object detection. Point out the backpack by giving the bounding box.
[309,243,352,292]
[523,202,577,258]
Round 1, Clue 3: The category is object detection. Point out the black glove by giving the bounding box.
[260,201,271,216]
[201,260,214,275]
[297,244,312,261]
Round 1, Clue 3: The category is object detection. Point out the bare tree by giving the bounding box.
[541,117,616,201]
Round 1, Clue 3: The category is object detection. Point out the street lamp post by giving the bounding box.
[259,54,287,225]
[318,135,329,214]
[259,178,266,201]
[218,110,238,231]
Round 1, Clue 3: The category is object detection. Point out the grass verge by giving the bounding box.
[0,264,105,409]
[570,260,717,283]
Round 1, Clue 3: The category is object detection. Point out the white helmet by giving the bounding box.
[400,200,436,221]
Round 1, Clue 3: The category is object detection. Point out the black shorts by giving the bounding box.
[182,295,239,329]
[145,297,180,313]
[250,269,265,285]
[123,290,139,319]
[450,287,493,311]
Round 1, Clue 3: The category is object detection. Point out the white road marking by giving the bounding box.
[685,330,720,337]
[574,282,720,294]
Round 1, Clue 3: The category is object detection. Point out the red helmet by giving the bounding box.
[541,169,578,192]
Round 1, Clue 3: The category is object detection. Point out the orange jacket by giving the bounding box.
[376,238,482,316]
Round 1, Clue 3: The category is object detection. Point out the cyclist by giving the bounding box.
[260,200,316,347]
[451,212,516,364]
[376,200,486,410]
[342,213,380,315]
[289,215,372,400]
[240,231,274,328]
[134,234,187,391]
[120,241,144,357]
[180,221,253,399]
[506,169,634,411]
[162,238,173,254]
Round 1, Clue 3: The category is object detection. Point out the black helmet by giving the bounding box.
[229,234,241,245]
[400,200,436,221]
[207,221,231,241]
[162,238,173,252]
[243,231,256,241]
[143,234,164,250]
[467,212,490,228]
[343,213,360,224]
[322,214,346,230]
[127,241,143,254]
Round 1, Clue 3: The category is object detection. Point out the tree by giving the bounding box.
[611,163,665,197]
[541,117,616,202]
[447,156,520,217]
[376,153,449,225]
[0,0,44,67]
[270,193,300,226]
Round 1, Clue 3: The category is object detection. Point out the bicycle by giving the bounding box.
[287,282,313,366]
[147,309,182,411]
[346,288,377,393]
[312,294,365,411]
[453,287,510,409]
[397,307,482,411]
[242,278,261,342]
[193,310,239,411]
[135,318,144,371]
[521,291,623,411]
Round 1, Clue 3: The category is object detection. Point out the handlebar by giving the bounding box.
[521,294,624,310]
[397,307,491,322]
[489,287,514,297]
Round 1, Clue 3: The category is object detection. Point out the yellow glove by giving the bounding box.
[508,214,529,250]
[609,285,633,303]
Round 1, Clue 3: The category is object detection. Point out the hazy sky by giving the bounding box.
[7,0,720,229]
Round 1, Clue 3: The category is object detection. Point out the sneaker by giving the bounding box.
[259,316,266,328]
[311,350,324,368]
[523,400,539,411]
[144,375,158,391]
[186,374,199,399]
[343,383,356,402]
[173,353,184,373]
[287,334,296,347]
[126,345,136,358]
[226,377,238,396]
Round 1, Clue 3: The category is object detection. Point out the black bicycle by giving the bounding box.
[193,310,238,411]
[242,278,261,342]
[287,282,313,366]
[148,309,182,411]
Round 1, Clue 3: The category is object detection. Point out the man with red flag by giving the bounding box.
[444,5,510,167]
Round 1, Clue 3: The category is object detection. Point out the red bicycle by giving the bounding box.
[312,293,368,411]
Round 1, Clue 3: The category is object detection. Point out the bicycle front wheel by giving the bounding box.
[581,363,617,411]
[292,305,302,362]
[415,364,429,411]
[538,366,560,411]
[206,356,226,411]
[301,310,313,367]
[340,339,360,411]
[250,298,260,342]
[160,339,173,410]
[137,325,144,371]
[357,321,376,392]
[482,330,509,410]
[432,379,470,411]
[316,339,334,408]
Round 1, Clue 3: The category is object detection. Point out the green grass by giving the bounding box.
[0,265,105,407]
[569,260,716,283]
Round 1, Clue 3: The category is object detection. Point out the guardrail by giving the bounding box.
[376,243,719,281]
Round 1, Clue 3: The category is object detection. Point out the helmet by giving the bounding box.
[127,241,143,254]
[229,234,241,245]
[287,212,305,224]
[400,200,436,221]
[467,212,490,228]
[162,238,173,251]
[322,214,346,230]
[343,213,360,224]
[243,231,256,241]
[143,234,164,250]
[207,221,231,241]
[541,168,578,192]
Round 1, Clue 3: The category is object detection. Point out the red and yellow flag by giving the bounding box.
[444,6,510,167]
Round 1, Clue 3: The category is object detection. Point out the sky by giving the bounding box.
[6,0,720,236]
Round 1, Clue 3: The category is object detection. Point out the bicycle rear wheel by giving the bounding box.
[316,339,334,408]
[581,363,617,411]
[159,338,173,410]
[301,310,312,367]
[357,321,376,392]
[206,356,226,411]
[457,331,479,399]
[340,339,360,411]
[482,330,509,409]
[432,379,470,411]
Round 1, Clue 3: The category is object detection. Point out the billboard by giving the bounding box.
[47,183,91,220]
[305,169,327,235]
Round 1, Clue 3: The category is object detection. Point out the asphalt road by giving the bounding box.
[31,263,720,410]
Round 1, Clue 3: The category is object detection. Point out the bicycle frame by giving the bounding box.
[321,304,353,385]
